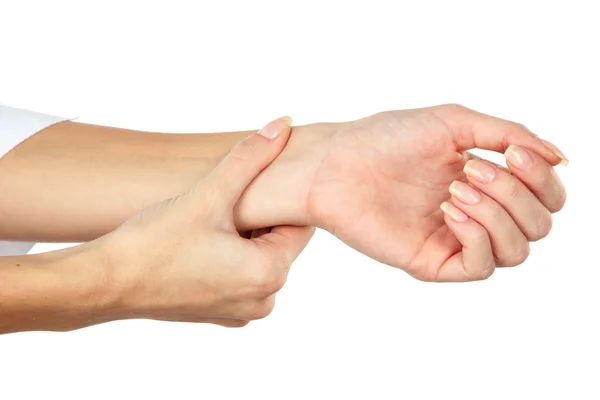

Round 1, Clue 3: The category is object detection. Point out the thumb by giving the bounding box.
[202,116,293,211]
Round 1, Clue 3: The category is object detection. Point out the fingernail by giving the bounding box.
[440,201,469,222]
[464,160,496,183]
[540,139,569,166]
[257,116,293,139]
[505,145,533,171]
[449,181,481,205]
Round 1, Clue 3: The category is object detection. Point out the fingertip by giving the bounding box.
[510,132,565,167]
[257,116,293,139]
[537,139,569,166]
[440,201,469,223]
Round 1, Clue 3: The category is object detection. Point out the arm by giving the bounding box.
[0,118,314,334]
[1,104,568,283]
[0,244,117,333]
[0,120,332,242]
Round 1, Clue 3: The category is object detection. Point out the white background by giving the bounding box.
[1,1,599,399]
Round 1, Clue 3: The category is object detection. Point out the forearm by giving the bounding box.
[0,241,119,333]
[0,120,332,242]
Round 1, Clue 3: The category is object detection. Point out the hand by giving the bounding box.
[101,117,314,327]
[302,104,567,281]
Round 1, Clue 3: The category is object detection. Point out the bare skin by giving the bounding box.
[0,118,313,333]
[0,120,328,241]
[0,104,568,332]
[304,105,566,280]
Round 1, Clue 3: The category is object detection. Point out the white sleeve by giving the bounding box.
[0,104,71,256]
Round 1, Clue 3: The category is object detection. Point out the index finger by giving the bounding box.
[433,104,567,166]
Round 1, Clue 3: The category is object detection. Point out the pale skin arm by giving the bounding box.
[0,119,332,242]
[0,118,314,334]
[1,105,569,279]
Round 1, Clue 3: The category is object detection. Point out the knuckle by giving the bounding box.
[505,179,521,199]
[246,264,287,297]
[231,139,259,163]
[505,242,530,267]
[440,103,467,114]
[478,266,495,280]
[512,122,538,139]
[270,248,293,271]
[529,212,553,241]
[514,122,530,133]
[463,255,495,281]
[551,184,567,213]
[412,269,437,282]
[472,227,490,246]
[247,299,275,320]
[489,204,508,224]
[261,272,286,296]
[469,265,495,282]
[225,320,250,328]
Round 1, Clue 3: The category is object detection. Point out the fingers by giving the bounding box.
[201,116,293,211]
[448,180,530,267]
[437,143,567,280]
[434,104,568,166]
[255,225,316,267]
[464,152,511,174]
[437,202,495,282]
[504,145,567,213]
[463,159,555,242]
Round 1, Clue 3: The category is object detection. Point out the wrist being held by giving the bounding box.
[232,120,337,231]
[99,116,314,328]
[0,116,314,333]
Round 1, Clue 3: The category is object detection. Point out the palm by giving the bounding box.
[309,109,469,280]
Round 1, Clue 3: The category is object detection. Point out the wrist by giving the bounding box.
[233,121,337,230]
[49,242,127,328]
[90,232,165,321]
